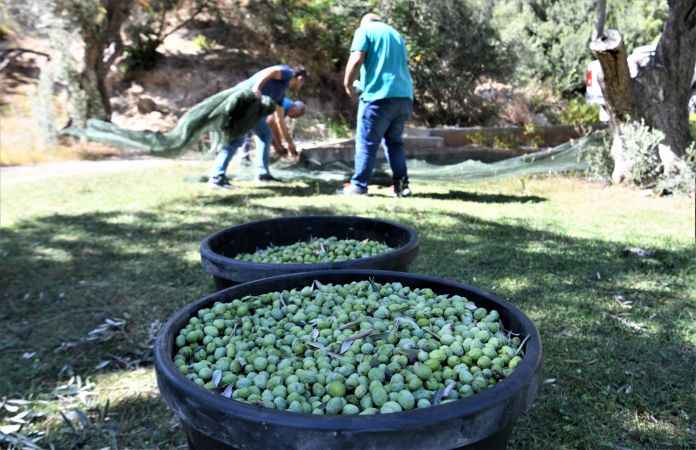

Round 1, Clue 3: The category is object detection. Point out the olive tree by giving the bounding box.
[491,0,667,96]
[41,0,134,125]
[590,0,696,185]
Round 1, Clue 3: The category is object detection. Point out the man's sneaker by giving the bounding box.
[337,183,367,196]
[256,173,281,182]
[209,175,232,188]
[392,177,412,197]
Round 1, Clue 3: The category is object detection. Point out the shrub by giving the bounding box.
[619,119,664,186]
[579,131,614,181]
[559,98,600,126]
[582,121,696,193]
[192,34,215,52]
[387,0,514,126]
[122,22,164,73]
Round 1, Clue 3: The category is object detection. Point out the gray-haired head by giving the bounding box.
[287,101,306,118]
[360,13,383,27]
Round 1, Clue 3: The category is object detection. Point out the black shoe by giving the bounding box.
[209,175,232,188]
[256,173,281,182]
[392,177,412,197]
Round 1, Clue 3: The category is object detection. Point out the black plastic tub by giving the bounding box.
[154,270,543,450]
[199,216,419,290]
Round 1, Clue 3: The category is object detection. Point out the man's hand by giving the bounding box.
[343,51,365,101]
[287,142,297,155]
[344,84,356,101]
[272,143,286,155]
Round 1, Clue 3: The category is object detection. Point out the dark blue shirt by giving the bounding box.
[242,65,295,106]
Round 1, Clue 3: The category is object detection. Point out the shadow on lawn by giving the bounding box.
[409,211,696,449]
[37,393,187,450]
[253,181,548,204]
[415,190,546,204]
[1,195,694,449]
[251,180,344,197]
[0,194,335,395]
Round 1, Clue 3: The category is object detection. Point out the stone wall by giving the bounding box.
[299,124,606,164]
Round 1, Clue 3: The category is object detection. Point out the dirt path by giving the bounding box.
[0,159,202,186]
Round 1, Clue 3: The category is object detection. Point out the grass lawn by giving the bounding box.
[1,160,695,449]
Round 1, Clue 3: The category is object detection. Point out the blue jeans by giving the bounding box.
[351,97,412,191]
[211,117,272,178]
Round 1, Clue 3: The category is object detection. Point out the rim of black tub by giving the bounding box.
[199,215,419,271]
[154,270,543,450]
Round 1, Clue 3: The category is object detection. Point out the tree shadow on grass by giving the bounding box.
[251,180,548,205]
[1,197,694,449]
[34,392,187,450]
[251,179,344,197]
[407,210,696,449]
[414,190,546,203]
[0,196,333,396]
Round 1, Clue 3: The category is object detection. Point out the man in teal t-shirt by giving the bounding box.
[341,13,414,197]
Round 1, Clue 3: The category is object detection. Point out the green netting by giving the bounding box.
[231,134,601,184]
[60,81,601,185]
[61,87,276,157]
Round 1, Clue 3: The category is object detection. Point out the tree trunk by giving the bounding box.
[633,0,696,159]
[589,30,635,124]
[53,0,133,125]
[84,0,133,121]
[590,30,636,183]
[590,0,696,185]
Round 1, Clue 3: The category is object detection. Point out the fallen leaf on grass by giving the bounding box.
[0,424,22,434]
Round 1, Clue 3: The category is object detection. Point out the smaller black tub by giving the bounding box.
[200,216,419,289]
[154,270,543,450]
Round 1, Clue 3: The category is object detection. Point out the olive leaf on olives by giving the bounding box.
[433,381,457,405]
[212,370,223,387]
[394,317,420,331]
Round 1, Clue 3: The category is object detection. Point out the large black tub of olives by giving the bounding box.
[154,270,543,450]
[200,216,419,290]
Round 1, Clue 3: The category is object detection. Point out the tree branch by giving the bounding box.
[0,48,51,72]
[595,0,607,39]
[161,1,208,41]
[0,48,51,60]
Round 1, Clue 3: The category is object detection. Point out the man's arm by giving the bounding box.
[251,66,285,97]
[274,106,297,156]
[343,51,366,100]
[267,113,284,154]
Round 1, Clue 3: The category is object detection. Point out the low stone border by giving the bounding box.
[299,124,605,165]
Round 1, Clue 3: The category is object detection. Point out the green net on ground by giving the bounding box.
[61,87,276,157]
[61,79,602,185]
[225,134,602,184]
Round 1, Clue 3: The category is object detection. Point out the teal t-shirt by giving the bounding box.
[350,21,413,102]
